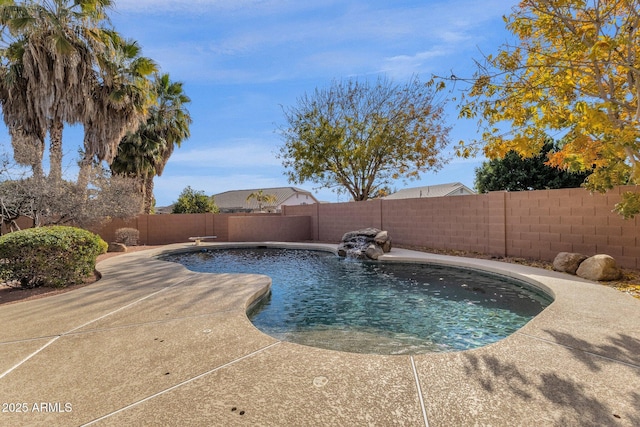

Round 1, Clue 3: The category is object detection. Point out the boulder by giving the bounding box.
[108,242,127,253]
[374,230,392,253]
[365,243,384,260]
[337,228,391,260]
[576,254,622,281]
[553,252,588,275]
[342,228,380,242]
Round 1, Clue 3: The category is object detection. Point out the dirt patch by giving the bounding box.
[0,245,163,306]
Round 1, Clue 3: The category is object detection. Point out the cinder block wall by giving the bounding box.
[228,215,311,242]
[1,216,35,234]
[317,199,383,242]
[94,213,309,245]
[94,214,214,245]
[381,194,493,254]
[284,186,640,269]
[92,186,640,269]
[283,204,320,240]
[503,187,640,268]
[284,193,503,256]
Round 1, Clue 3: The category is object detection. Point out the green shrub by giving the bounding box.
[114,227,139,246]
[0,226,108,288]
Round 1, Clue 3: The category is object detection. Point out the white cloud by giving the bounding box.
[113,0,337,16]
[380,49,448,78]
[113,0,246,13]
[168,139,281,168]
[111,0,512,84]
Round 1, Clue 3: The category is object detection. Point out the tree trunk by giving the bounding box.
[48,119,64,182]
[76,153,93,193]
[31,161,44,179]
[143,175,155,214]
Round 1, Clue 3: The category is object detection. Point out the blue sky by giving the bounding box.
[1,0,516,206]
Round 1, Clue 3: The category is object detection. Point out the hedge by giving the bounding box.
[0,226,108,288]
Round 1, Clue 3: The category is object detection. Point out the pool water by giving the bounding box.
[162,248,552,355]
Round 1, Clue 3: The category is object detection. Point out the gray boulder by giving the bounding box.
[342,228,380,242]
[365,243,384,260]
[553,252,588,275]
[374,230,392,253]
[576,254,622,281]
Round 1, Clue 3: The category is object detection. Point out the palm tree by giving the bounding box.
[79,32,157,189]
[0,1,156,187]
[0,0,113,182]
[246,190,277,212]
[111,73,191,213]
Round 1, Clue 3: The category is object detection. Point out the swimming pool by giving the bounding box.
[162,247,552,355]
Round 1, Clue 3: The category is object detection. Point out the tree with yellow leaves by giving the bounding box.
[451,0,640,217]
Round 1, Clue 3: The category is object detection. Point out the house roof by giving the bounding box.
[212,187,318,211]
[155,205,174,214]
[383,182,476,200]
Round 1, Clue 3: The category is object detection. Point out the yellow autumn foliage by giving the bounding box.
[452,0,640,217]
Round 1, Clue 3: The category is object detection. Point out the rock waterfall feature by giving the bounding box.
[337,228,392,260]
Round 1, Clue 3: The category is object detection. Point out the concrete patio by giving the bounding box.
[0,243,638,426]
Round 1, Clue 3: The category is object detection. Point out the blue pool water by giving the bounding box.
[162,248,552,355]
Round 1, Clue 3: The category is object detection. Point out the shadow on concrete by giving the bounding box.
[461,335,640,426]
[542,330,640,371]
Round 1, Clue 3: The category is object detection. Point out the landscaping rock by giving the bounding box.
[576,254,622,281]
[374,230,392,253]
[365,243,384,260]
[337,228,391,260]
[108,242,127,253]
[341,228,380,242]
[553,252,588,275]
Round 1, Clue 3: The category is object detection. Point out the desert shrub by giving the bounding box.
[115,227,139,246]
[0,226,108,288]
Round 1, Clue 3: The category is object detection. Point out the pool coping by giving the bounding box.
[0,242,638,426]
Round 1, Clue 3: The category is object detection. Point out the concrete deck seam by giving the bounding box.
[0,335,60,345]
[0,336,60,379]
[516,331,640,370]
[0,275,194,380]
[63,275,196,335]
[63,309,245,336]
[410,355,429,427]
[80,341,282,426]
